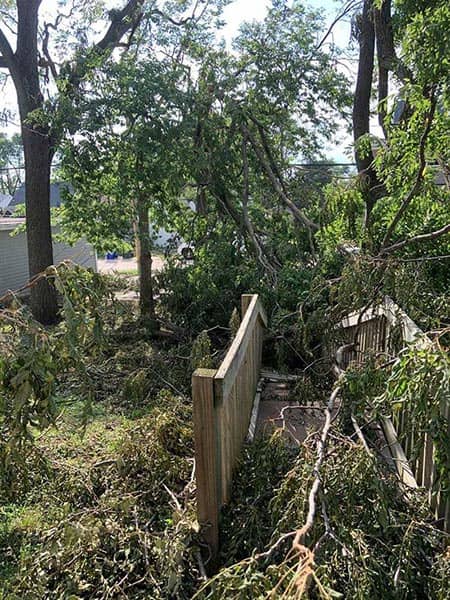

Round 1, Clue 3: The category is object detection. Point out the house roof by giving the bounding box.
[10,182,73,208]
[0,194,12,210]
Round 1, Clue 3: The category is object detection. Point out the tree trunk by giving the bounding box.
[374,1,390,137]
[1,0,144,324]
[136,196,158,330]
[14,0,58,323]
[352,0,380,229]
[22,127,58,324]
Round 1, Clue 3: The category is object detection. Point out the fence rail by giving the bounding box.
[192,294,267,562]
[337,296,449,532]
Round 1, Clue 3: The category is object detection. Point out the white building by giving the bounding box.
[0,218,97,296]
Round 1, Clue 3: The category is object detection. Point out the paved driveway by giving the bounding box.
[97,255,165,274]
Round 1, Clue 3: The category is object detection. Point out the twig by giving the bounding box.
[91,459,117,469]
[351,413,373,456]
[162,483,182,512]
[371,253,450,263]
[146,366,187,400]
[315,0,360,52]
[255,531,298,561]
[196,549,208,580]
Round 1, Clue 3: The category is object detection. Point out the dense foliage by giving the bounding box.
[198,435,445,599]
[0,0,449,598]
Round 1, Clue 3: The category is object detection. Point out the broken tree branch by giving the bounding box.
[381,90,437,249]
[241,129,279,277]
[292,386,340,552]
[243,123,319,232]
[380,221,450,255]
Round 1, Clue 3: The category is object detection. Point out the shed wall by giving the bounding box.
[0,228,97,296]
[0,229,29,295]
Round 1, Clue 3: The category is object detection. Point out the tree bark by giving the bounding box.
[22,126,58,323]
[135,195,158,330]
[352,0,382,229]
[15,0,58,323]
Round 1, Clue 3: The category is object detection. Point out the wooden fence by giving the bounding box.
[337,296,449,532]
[192,294,267,562]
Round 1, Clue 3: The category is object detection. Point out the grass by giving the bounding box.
[117,268,139,276]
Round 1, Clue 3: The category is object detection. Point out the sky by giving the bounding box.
[0,0,356,159]
[221,0,351,48]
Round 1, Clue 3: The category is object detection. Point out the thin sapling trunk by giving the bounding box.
[135,196,158,332]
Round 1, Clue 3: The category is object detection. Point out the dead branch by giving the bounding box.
[292,386,340,553]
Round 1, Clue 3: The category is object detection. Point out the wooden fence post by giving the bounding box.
[192,368,219,568]
[241,293,253,317]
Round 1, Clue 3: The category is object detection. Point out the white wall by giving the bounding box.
[0,227,97,296]
[150,225,175,248]
[0,228,29,295]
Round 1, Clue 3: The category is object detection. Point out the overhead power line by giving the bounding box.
[290,162,356,167]
[0,163,62,172]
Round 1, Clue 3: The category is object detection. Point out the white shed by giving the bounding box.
[0,218,97,296]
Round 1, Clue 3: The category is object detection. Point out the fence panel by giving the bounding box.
[192,294,267,563]
[337,296,449,532]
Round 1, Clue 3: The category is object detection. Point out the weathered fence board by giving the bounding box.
[192,294,267,563]
[337,296,449,532]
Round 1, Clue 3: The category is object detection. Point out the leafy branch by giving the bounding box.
[381,89,437,251]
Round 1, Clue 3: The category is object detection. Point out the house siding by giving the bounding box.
[0,228,30,295]
[0,227,97,296]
